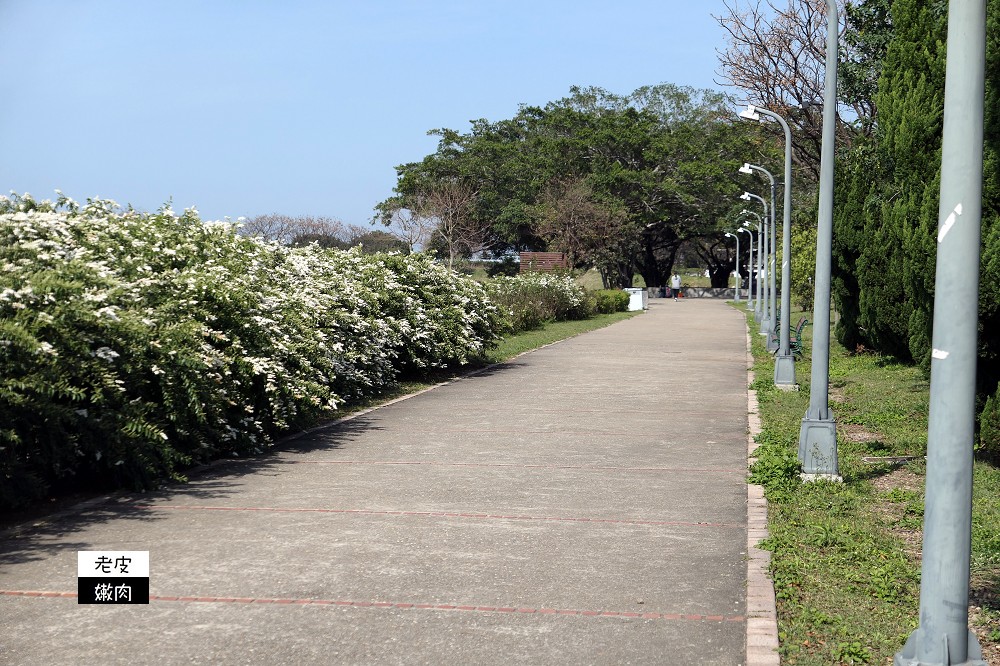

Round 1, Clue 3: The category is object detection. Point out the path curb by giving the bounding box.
[746,326,781,665]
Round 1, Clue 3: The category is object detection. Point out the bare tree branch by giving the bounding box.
[382,208,437,252]
[714,0,865,179]
[413,182,490,269]
[240,214,345,245]
[532,177,629,269]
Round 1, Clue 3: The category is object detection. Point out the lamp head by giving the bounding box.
[725,232,733,238]
[740,192,751,201]
[739,163,753,175]
[739,105,761,121]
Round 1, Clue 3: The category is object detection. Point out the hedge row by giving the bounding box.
[0,196,504,508]
[0,197,631,510]
[489,275,629,333]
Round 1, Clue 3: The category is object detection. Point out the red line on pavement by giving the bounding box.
[288,461,745,474]
[128,504,742,529]
[0,590,744,622]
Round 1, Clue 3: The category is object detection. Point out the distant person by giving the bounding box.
[671,273,682,301]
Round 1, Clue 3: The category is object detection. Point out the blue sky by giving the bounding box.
[0,1,734,227]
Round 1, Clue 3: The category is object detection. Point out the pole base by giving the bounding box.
[754,310,763,323]
[801,472,843,482]
[774,353,796,386]
[798,414,839,476]
[894,627,986,666]
[758,317,770,334]
[766,333,779,352]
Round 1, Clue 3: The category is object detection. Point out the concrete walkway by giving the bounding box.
[0,300,759,665]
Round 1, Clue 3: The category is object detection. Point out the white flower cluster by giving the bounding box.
[488,271,591,333]
[0,193,501,505]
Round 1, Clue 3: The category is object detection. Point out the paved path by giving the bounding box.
[1,299,753,665]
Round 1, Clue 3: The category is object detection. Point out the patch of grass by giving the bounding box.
[572,269,719,289]
[740,303,1000,663]
[481,310,640,363]
[574,269,607,290]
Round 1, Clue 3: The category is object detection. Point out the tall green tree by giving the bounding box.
[833,0,946,362]
[378,84,768,288]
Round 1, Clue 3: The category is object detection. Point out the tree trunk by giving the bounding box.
[709,265,731,288]
[600,261,634,289]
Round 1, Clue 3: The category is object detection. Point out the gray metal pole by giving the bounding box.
[743,193,771,338]
[755,221,764,321]
[797,0,839,478]
[748,111,797,386]
[743,211,765,322]
[734,232,740,300]
[768,178,777,344]
[740,227,754,311]
[725,232,740,300]
[740,160,795,364]
[895,1,987,664]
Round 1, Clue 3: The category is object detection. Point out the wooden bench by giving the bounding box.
[519,252,568,273]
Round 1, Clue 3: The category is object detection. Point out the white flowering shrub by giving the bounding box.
[488,271,593,333]
[0,193,501,508]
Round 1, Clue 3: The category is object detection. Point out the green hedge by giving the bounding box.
[591,289,630,314]
[0,194,632,510]
[487,272,592,333]
[0,196,502,509]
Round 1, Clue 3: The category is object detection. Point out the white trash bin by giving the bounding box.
[623,287,648,311]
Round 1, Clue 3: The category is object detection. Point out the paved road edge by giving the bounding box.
[745,326,781,665]
[0,315,635,539]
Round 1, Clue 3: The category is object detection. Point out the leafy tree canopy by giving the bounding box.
[377,84,775,287]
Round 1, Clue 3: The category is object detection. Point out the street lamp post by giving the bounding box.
[795,0,840,479]
[742,191,776,350]
[895,1,988,664]
[740,164,779,353]
[739,147,795,386]
[742,210,765,323]
[724,232,740,301]
[739,226,754,311]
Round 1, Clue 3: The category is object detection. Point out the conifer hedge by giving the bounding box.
[831,0,1000,459]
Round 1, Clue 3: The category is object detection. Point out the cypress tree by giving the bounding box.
[832,142,877,352]
[855,0,946,363]
[974,0,1000,442]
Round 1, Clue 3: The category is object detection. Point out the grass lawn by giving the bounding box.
[574,268,723,290]
[742,303,1000,664]
[480,310,640,363]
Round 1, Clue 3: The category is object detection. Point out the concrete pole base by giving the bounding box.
[798,415,839,476]
[774,354,796,386]
[766,334,779,352]
[758,318,769,334]
[800,472,843,482]
[894,627,986,666]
